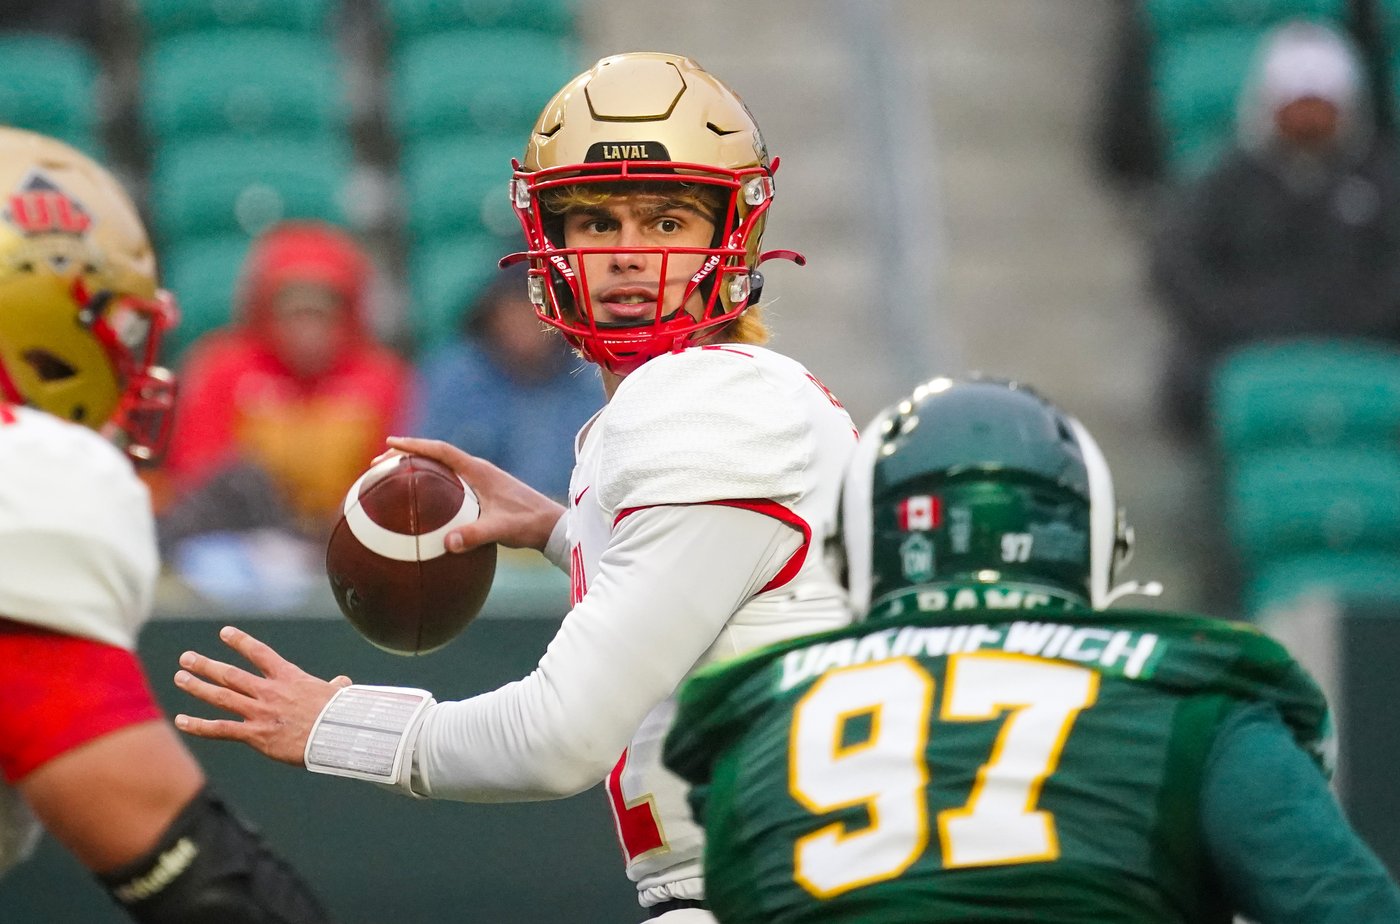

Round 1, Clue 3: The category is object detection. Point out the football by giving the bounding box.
[326,454,496,655]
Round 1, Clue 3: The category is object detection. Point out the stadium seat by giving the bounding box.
[408,234,512,349]
[1141,0,1346,42]
[134,0,336,41]
[381,0,576,43]
[400,135,522,244]
[1151,27,1266,177]
[149,137,352,244]
[0,32,101,155]
[390,29,579,142]
[1210,338,1400,457]
[160,234,253,359]
[1224,447,1400,569]
[141,31,347,142]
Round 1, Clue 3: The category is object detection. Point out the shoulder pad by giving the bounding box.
[597,348,812,513]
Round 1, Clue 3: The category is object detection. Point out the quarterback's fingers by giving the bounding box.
[370,446,406,466]
[445,521,498,553]
[172,713,254,745]
[385,436,478,471]
[177,648,262,697]
[173,668,257,717]
[217,625,299,679]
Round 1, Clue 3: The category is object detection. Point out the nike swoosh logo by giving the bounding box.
[573,486,590,505]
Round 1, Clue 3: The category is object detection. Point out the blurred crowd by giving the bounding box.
[0,0,602,611]
[146,220,599,611]
[3,0,1399,626]
[1097,1,1400,627]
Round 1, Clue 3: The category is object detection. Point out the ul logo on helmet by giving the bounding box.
[6,172,92,237]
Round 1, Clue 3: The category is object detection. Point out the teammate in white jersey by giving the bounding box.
[173,53,858,920]
[0,127,331,923]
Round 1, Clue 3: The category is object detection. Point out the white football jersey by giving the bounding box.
[0,406,158,649]
[568,345,858,904]
[401,345,858,913]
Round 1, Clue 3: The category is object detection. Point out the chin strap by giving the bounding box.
[1103,580,1165,607]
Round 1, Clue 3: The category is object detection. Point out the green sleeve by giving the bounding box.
[1201,701,1400,923]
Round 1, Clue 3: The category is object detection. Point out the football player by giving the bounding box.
[0,127,333,923]
[663,377,1400,923]
[173,53,859,921]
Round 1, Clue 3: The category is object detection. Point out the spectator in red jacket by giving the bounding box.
[159,221,412,607]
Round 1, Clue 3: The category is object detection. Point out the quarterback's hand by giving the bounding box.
[173,626,352,766]
[381,436,566,554]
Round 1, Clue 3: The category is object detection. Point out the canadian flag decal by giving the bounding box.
[896,494,941,531]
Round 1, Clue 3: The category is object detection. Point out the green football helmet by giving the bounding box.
[840,377,1154,619]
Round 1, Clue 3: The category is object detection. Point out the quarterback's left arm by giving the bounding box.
[1201,701,1400,923]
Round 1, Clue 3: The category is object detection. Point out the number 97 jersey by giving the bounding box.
[663,604,1330,924]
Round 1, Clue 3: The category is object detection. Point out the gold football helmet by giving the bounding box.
[508,52,803,374]
[0,127,178,460]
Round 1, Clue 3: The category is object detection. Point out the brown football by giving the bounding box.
[326,454,496,655]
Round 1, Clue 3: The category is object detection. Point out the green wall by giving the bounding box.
[0,604,641,923]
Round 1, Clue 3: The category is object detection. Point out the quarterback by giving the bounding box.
[0,128,332,922]
[664,377,1400,923]
[174,53,858,920]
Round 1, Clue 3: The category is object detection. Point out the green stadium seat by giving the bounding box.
[1248,551,1400,614]
[160,234,253,359]
[0,33,100,155]
[149,137,351,244]
[134,0,336,41]
[1210,338,1400,457]
[390,29,579,142]
[141,31,347,142]
[381,0,576,43]
[1151,27,1265,176]
[1165,124,1233,180]
[1141,0,1346,42]
[408,234,512,349]
[1379,0,1400,39]
[1225,448,1400,568]
[400,135,522,244]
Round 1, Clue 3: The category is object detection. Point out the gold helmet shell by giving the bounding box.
[510,52,802,374]
[0,127,178,460]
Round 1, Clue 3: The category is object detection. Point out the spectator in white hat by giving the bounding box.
[1148,19,1400,440]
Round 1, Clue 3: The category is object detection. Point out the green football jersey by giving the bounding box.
[664,588,1331,924]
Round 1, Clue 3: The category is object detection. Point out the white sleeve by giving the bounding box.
[0,412,156,649]
[541,511,570,572]
[406,502,801,801]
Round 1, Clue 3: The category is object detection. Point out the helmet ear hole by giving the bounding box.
[744,269,764,307]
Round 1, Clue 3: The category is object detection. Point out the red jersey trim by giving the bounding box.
[613,499,811,594]
[0,358,23,409]
[0,620,162,782]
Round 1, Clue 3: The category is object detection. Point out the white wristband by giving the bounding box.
[304,684,435,785]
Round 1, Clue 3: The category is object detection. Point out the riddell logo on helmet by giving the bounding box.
[689,254,721,284]
[548,253,575,278]
[5,172,92,236]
